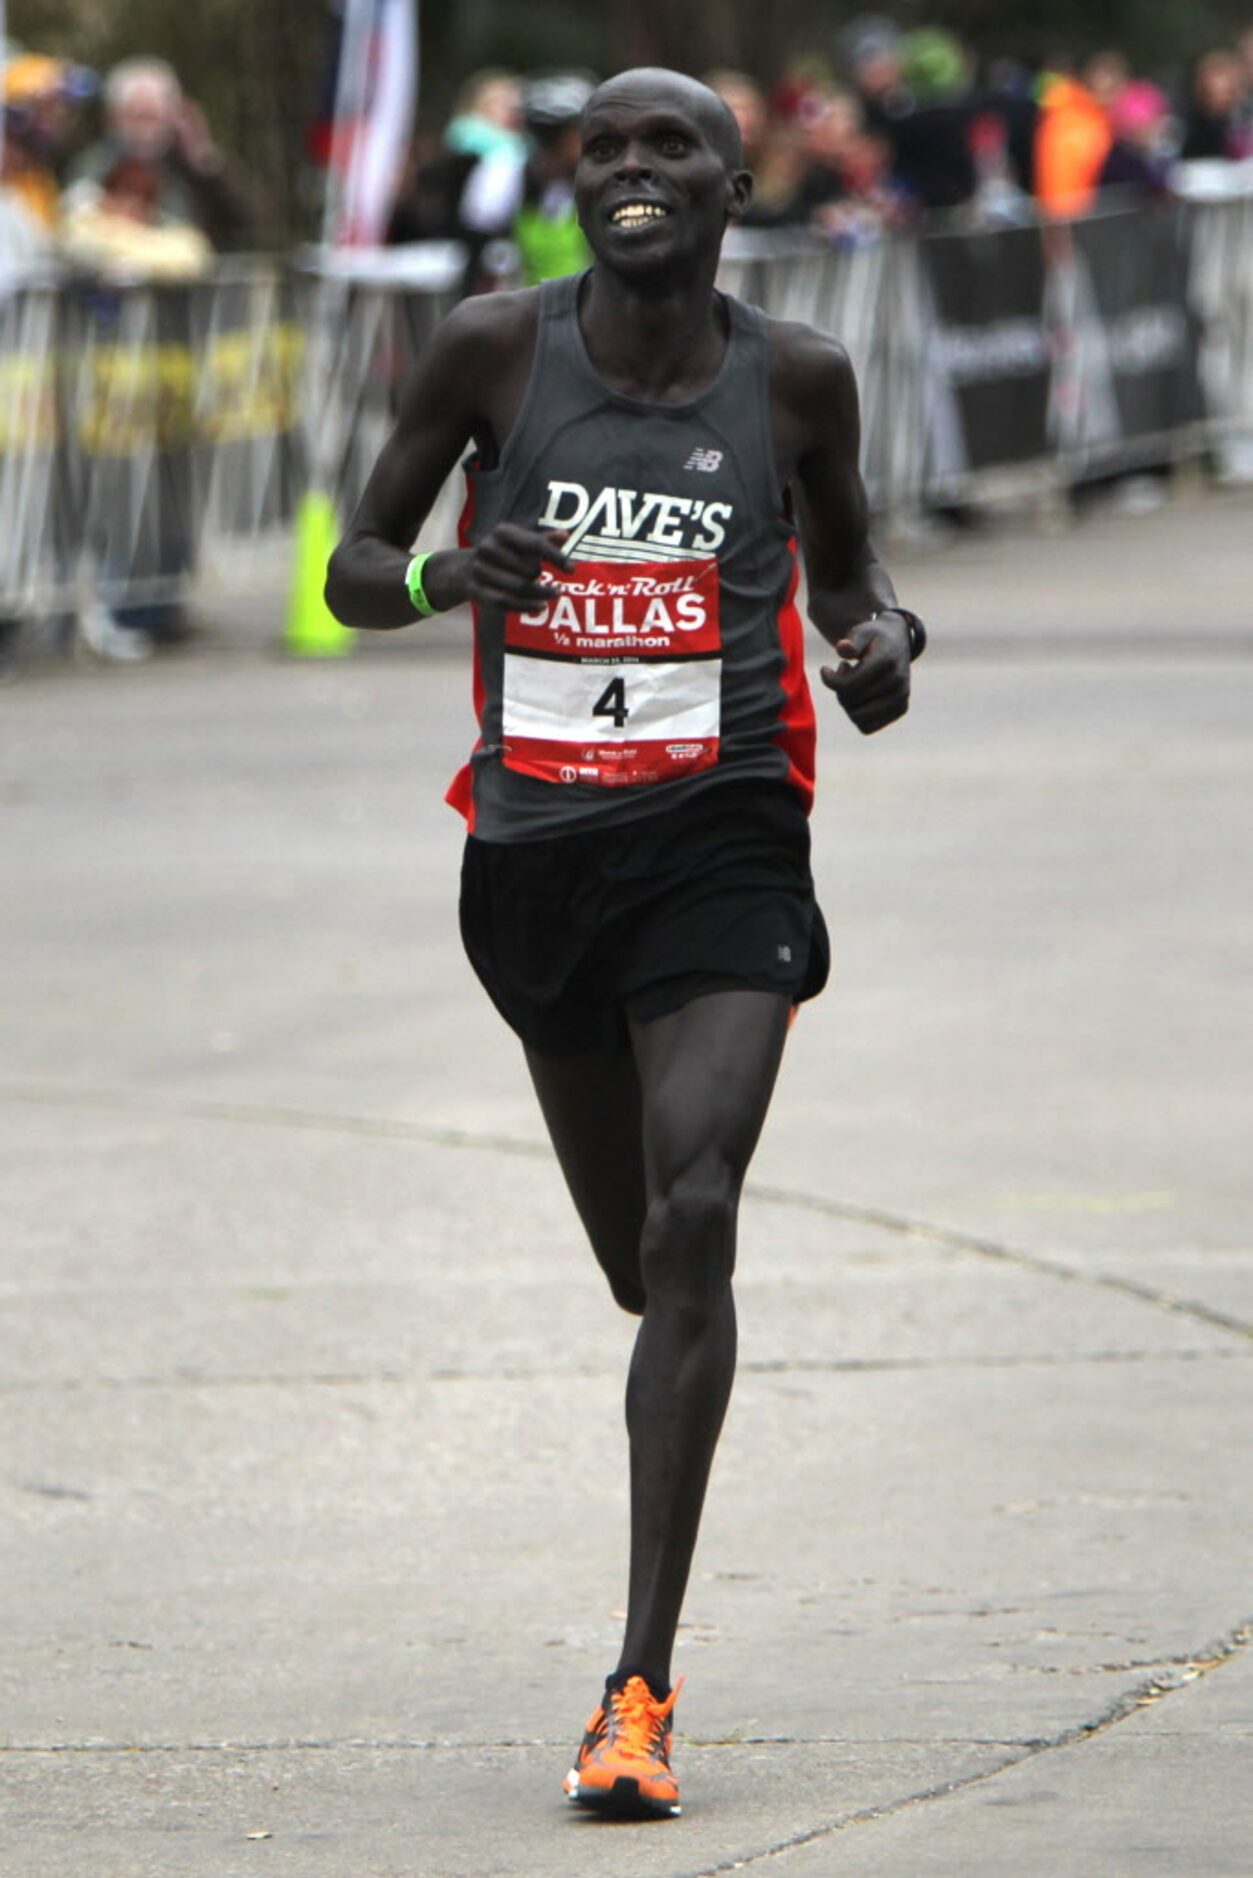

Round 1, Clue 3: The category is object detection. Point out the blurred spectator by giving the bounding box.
[838,20,979,216]
[387,129,474,243]
[446,69,527,241]
[840,15,906,139]
[966,108,1032,226]
[390,73,568,256]
[706,68,768,159]
[1180,51,1253,160]
[63,143,210,661]
[795,87,862,215]
[2,52,93,256]
[1083,50,1131,118]
[1,51,93,672]
[439,69,527,290]
[62,153,213,281]
[66,62,237,660]
[705,69,807,226]
[892,28,977,212]
[513,72,594,284]
[792,87,901,240]
[71,59,257,252]
[1034,60,1113,217]
[1099,81,1173,198]
[445,69,527,163]
[979,58,1039,197]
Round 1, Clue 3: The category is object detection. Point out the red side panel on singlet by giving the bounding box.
[774,539,816,811]
[444,475,482,831]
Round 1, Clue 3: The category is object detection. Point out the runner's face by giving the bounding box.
[576,91,745,273]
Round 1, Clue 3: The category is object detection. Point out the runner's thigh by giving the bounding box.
[629,988,792,1199]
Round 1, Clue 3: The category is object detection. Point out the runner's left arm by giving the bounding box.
[781,326,921,736]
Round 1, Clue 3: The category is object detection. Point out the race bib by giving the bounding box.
[501,557,721,787]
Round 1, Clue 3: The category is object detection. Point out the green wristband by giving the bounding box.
[405,551,439,618]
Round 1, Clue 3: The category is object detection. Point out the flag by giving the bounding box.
[306,3,345,168]
[0,5,8,180]
[324,0,417,248]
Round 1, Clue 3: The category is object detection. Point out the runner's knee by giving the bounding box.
[639,1166,739,1308]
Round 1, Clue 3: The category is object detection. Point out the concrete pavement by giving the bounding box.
[1,491,1251,1875]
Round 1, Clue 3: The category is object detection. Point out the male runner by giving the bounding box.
[326,67,925,1820]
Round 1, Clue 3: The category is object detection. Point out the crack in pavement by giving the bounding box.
[3,1080,1250,1344]
[2,1622,1246,1764]
[0,1734,1017,1756]
[0,1346,1247,1398]
[683,1616,1253,1875]
[3,1623,1249,1878]
[746,1183,1253,1344]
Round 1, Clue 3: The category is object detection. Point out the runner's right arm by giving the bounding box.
[325,294,567,629]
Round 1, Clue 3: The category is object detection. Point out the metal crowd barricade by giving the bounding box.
[721,187,1253,514]
[0,258,306,628]
[190,260,307,554]
[294,244,464,550]
[60,277,199,612]
[3,192,1253,636]
[0,268,65,618]
[1177,168,1253,482]
[716,228,909,508]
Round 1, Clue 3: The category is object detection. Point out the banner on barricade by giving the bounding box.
[1065,204,1204,467]
[917,222,1052,488]
[0,279,63,611]
[61,283,198,604]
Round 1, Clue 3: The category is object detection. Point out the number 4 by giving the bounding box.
[592,675,629,729]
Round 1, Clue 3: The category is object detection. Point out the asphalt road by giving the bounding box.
[2,489,1251,1876]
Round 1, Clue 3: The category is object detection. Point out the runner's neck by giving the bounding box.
[578,268,729,406]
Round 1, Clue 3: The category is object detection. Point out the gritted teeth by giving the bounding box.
[610,201,670,227]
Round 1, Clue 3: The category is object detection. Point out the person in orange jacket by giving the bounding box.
[1034,55,1123,217]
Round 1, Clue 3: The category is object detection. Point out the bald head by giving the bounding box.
[582,68,745,170]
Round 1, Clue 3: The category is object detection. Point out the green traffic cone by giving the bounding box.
[284,489,355,658]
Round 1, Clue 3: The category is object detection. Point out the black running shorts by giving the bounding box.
[459,780,829,1056]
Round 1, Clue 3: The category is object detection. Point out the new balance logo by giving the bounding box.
[684,448,723,473]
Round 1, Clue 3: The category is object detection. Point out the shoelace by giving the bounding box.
[604,1675,684,1764]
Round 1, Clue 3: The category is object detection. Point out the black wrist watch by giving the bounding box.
[872,606,927,661]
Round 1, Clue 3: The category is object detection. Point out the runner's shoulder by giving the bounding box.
[433,286,541,374]
[764,316,857,424]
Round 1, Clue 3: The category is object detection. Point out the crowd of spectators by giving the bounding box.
[1,46,257,286]
[386,16,1253,273]
[5,17,1253,286]
[62,59,256,279]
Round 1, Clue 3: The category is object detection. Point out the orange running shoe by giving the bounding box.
[562,1674,684,1818]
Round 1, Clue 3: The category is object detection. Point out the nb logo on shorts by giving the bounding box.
[683,447,723,473]
[777,944,793,963]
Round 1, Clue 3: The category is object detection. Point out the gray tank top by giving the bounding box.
[446,271,817,841]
